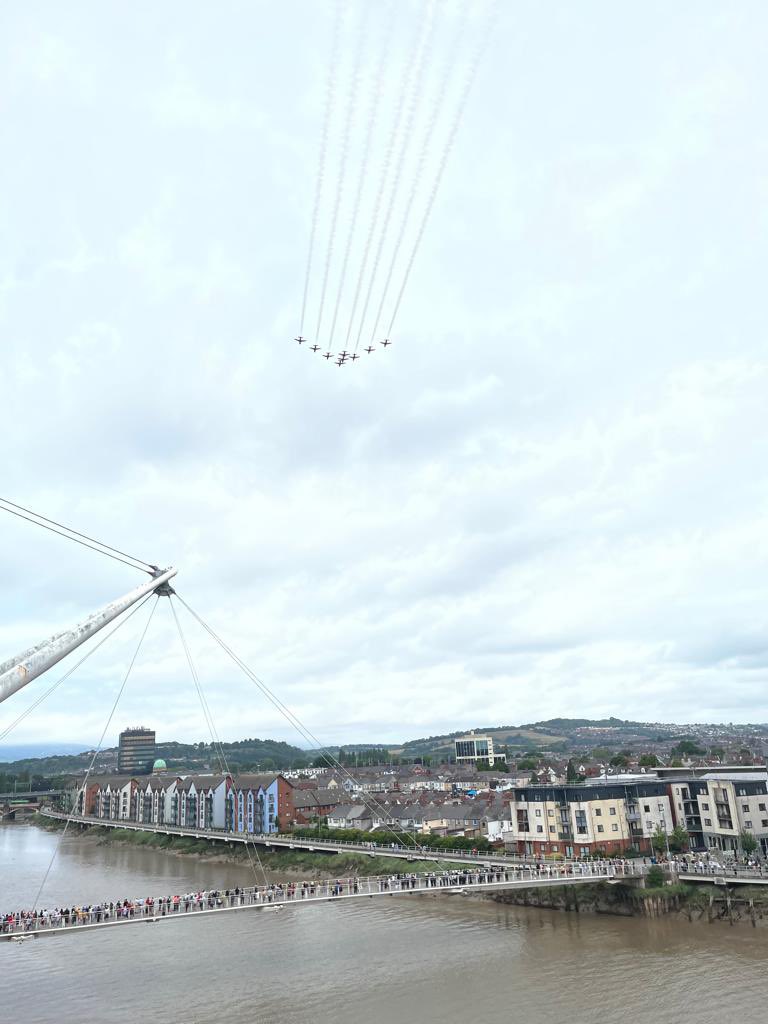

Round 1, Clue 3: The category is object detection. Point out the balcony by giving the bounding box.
[626,812,641,822]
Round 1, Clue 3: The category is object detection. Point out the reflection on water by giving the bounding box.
[1,824,767,1024]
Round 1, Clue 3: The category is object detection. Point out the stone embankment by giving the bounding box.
[491,880,768,926]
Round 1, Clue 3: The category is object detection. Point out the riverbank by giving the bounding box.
[33,815,446,878]
[492,880,768,926]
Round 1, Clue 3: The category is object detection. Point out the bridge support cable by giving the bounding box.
[175,595,429,857]
[367,1,472,347]
[385,0,500,341]
[0,496,155,574]
[298,0,344,338]
[32,597,159,913]
[352,0,438,351]
[169,598,268,889]
[0,566,177,705]
[0,594,154,746]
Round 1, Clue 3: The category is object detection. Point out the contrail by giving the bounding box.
[367,1,471,347]
[298,0,343,339]
[352,0,438,351]
[326,1,395,352]
[315,4,369,346]
[386,0,500,339]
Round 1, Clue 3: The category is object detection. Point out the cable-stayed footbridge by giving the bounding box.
[0,498,623,942]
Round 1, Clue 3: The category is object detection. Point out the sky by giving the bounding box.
[1,1,767,750]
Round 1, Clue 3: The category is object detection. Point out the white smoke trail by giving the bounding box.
[326,1,396,352]
[298,0,343,339]
[386,0,500,340]
[314,4,369,346]
[352,0,438,351]
[366,1,471,347]
[341,2,427,351]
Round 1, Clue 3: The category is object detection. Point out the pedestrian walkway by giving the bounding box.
[1,864,615,942]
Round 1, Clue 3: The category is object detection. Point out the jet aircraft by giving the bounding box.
[310,344,321,352]
[381,338,391,347]
[295,336,306,345]
[365,346,375,354]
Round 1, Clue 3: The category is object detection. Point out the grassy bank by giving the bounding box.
[33,815,445,877]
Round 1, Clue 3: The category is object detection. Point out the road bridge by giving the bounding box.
[41,811,642,873]
[0,791,63,801]
[0,863,616,942]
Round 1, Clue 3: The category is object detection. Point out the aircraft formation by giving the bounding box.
[294,336,390,366]
[294,0,496,368]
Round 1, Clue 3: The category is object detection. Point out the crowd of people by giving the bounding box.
[1,861,618,937]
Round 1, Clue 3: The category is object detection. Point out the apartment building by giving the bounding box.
[669,772,768,854]
[502,782,674,857]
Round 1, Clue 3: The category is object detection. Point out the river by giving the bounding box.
[1,823,766,1024]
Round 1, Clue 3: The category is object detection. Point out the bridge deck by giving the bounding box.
[40,811,639,872]
[1,867,614,942]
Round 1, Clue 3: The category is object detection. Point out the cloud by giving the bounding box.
[1,2,767,748]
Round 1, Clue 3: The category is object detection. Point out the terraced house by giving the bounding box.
[81,771,294,834]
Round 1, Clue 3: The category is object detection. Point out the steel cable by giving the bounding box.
[0,497,153,574]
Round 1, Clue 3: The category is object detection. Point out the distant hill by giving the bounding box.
[0,736,308,777]
[0,743,89,761]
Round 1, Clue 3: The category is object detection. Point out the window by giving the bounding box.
[646,821,653,830]
[597,825,604,833]
[759,803,766,811]
[702,802,709,810]
[612,824,619,832]
[762,820,768,828]
[535,808,542,816]
[744,820,753,828]
[536,825,543,833]
[548,809,554,817]
[743,804,749,813]
[658,804,664,813]
[594,808,602,816]
[704,818,712,826]
[549,825,556,833]
[643,805,650,813]
[610,807,617,815]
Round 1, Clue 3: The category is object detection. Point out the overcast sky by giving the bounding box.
[1,1,767,751]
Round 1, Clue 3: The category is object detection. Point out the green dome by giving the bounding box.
[152,758,168,772]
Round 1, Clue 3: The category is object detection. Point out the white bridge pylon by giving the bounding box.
[0,568,177,705]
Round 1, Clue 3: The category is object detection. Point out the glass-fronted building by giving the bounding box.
[454,733,505,767]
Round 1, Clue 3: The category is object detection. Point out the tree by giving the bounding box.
[739,830,758,857]
[516,759,537,771]
[591,747,613,760]
[669,825,689,853]
[671,739,706,757]
[566,759,579,783]
[609,754,629,768]
[646,866,665,889]
[638,754,659,767]
[651,825,668,856]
